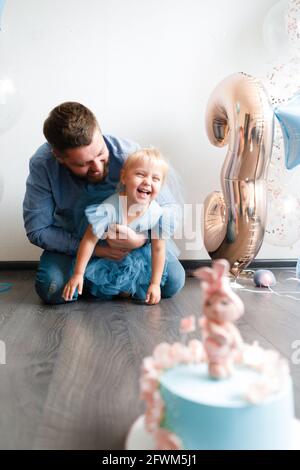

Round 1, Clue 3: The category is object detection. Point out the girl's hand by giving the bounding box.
[145,283,161,305]
[62,274,84,301]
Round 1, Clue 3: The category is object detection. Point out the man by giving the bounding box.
[23,102,185,304]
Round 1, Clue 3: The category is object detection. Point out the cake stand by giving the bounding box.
[125,414,300,450]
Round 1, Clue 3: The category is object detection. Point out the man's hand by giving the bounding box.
[106,224,147,250]
[93,244,130,260]
[63,273,84,301]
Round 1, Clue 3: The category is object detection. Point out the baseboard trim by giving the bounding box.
[0,261,39,270]
[0,259,297,271]
[181,259,297,270]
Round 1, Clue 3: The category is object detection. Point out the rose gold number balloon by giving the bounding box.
[204,73,274,277]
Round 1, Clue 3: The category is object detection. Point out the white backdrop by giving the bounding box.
[1,0,298,261]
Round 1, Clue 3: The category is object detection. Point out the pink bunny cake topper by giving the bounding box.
[194,259,245,379]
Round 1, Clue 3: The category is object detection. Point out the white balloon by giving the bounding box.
[0,172,3,204]
[0,78,23,135]
[263,0,290,60]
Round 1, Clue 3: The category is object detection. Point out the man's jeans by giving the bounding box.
[35,250,186,305]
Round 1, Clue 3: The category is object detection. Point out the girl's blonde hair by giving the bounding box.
[121,148,169,182]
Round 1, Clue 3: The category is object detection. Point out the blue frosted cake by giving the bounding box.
[140,340,294,450]
[140,260,294,450]
[159,362,293,450]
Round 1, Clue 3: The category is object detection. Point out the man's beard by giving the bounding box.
[86,161,109,183]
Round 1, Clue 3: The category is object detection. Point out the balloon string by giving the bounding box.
[267,285,300,301]
[230,279,244,289]
[285,277,300,282]
[232,274,300,300]
[235,286,300,300]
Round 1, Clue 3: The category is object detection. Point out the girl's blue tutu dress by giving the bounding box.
[82,192,178,300]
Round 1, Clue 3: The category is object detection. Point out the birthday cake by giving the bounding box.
[139,260,294,450]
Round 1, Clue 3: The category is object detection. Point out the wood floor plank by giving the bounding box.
[236,275,300,389]
[0,283,69,449]
[34,300,142,449]
[0,271,36,329]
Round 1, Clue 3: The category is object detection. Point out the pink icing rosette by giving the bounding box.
[140,336,207,449]
[155,428,182,450]
[180,315,196,334]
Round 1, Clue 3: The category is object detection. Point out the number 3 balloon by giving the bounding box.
[203,73,274,277]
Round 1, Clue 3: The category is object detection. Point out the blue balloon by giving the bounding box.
[274,94,300,170]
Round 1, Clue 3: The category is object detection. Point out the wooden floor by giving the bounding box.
[0,268,299,450]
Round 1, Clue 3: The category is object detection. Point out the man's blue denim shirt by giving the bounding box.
[23,135,178,256]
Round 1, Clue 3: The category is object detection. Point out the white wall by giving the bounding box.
[1,0,298,261]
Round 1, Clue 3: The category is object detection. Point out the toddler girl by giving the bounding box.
[62,148,176,304]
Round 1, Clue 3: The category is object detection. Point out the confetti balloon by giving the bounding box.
[263,0,300,247]
[263,0,300,61]
[265,189,300,246]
